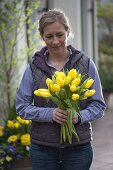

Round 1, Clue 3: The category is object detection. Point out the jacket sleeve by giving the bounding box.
[80,59,106,123]
[16,64,54,122]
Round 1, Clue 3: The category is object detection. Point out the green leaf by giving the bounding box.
[64,99,72,108]
[50,96,65,109]
[59,88,67,99]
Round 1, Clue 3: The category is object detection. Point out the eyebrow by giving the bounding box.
[45,32,64,35]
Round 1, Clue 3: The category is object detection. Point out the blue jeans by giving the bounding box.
[30,142,93,170]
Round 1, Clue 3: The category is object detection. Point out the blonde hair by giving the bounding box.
[39,9,71,37]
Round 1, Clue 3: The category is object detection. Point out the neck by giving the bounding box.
[48,49,69,71]
[48,49,69,62]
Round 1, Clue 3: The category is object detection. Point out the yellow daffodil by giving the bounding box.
[51,84,60,92]
[71,77,81,86]
[0,126,4,137]
[24,120,30,125]
[85,78,94,88]
[7,135,18,143]
[72,94,79,100]
[7,120,14,128]
[70,85,77,92]
[21,134,30,146]
[84,89,96,97]
[16,116,26,124]
[14,122,21,129]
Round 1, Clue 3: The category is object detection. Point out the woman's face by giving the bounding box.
[42,22,68,54]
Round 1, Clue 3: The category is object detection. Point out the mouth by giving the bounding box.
[52,46,61,49]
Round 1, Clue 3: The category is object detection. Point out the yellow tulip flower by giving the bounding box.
[71,78,81,86]
[46,78,53,87]
[54,71,60,77]
[72,94,79,101]
[77,73,82,78]
[54,71,66,79]
[84,89,96,97]
[64,76,71,85]
[34,89,51,97]
[67,69,77,79]
[51,84,60,92]
[58,72,66,79]
[56,77,64,87]
[85,79,94,89]
[70,85,77,92]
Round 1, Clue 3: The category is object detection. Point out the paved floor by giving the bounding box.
[91,94,113,170]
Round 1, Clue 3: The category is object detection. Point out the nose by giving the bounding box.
[52,36,59,45]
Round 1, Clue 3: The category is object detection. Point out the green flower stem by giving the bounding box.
[62,124,66,142]
[65,123,72,144]
[60,124,63,144]
[72,124,79,142]
[60,108,79,144]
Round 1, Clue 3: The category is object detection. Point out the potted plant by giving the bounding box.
[0,112,31,170]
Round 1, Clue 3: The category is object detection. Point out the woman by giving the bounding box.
[16,9,106,170]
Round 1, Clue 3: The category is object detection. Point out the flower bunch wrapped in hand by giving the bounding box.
[34,69,96,144]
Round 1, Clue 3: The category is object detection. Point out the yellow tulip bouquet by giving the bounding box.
[34,69,95,144]
[0,112,31,169]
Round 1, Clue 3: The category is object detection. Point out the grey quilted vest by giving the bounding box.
[30,45,92,147]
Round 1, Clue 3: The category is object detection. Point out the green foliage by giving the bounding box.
[97,2,113,22]
[97,1,113,93]
[99,33,113,55]
[99,54,113,92]
[0,0,42,119]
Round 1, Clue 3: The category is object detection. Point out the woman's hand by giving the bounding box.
[72,115,79,124]
[52,108,67,124]
[73,115,81,125]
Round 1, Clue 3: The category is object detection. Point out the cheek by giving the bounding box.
[61,38,67,46]
[42,38,50,46]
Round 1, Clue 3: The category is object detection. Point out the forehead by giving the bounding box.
[43,22,66,34]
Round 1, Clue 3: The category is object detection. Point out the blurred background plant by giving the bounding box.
[97,1,113,104]
[0,0,42,124]
[0,110,31,169]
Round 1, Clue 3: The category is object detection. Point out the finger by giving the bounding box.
[57,108,67,115]
[53,114,67,124]
[73,115,78,124]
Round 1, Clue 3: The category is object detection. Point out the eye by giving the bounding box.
[57,34,64,37]
[46,35,53,39]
